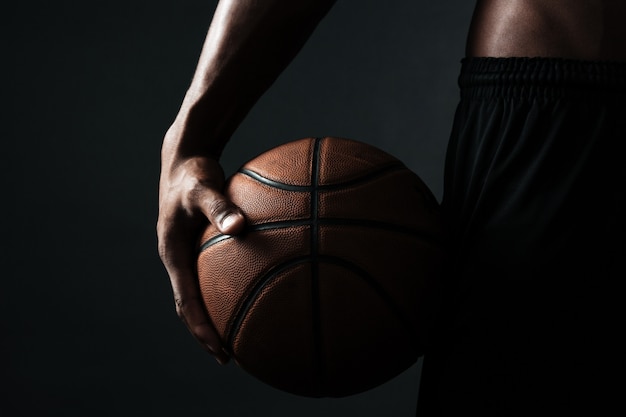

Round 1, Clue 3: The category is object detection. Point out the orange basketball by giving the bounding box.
[197,137,445,397]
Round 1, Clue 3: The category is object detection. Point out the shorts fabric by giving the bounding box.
[417,57,626,416]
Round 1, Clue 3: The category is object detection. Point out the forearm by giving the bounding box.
[164,0,336,162]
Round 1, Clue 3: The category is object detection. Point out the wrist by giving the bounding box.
[163,101,229,166]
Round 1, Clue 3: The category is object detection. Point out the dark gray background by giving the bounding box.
[3,1,474,415]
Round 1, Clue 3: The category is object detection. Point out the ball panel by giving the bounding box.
[224,172,311,225]
[198,226,311,338]
[197,136,447,398]
[232,262,317,396]
[318,169,443,237]
[317,262,419,397]
[318,137,401,186]
[319,225,445,340]
[242,138,314,186]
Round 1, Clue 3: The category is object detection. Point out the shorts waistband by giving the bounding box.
[459,57,626,100]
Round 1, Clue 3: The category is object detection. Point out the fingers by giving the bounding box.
[177,156,246,235]
[195,186,246,235]
[158,156,245,364]
[174,288,231,365]
[158,215,229,364]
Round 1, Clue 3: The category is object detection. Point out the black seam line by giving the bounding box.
[310,137,324,390]
[198,234,232,253]
[238,162,406,192]
[197,218,443,254]
[224,254,421,354]
[226,256,311,350]
[317,255,421,351]
[239,169,310,192]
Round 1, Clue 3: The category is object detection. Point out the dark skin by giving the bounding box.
[469,0,626,60]
[157,0,626,364]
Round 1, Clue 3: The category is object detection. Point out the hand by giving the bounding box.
[155,0,335,367]
[157,138,245,364]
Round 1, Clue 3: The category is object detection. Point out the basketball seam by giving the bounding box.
[210,137,431,383]
[317,255,421,351]
[225,256,311,349]
[310,137,324,391]
[238,162,406,192]
[226,254,421,357]
[198,219,443,253]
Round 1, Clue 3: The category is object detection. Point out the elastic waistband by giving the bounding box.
[459,57,626,100]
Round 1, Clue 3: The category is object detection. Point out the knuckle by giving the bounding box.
[156,228,178,265]
[156,201,183,240]
[174,298,188,320]
[183,176,208,200]
[155,218,168,242]
[174,297,212,334]
[157,241,170,264]
[175,304,183,317]
[208,198,231,221]
[174,296,200,314]
[181,177,213,214]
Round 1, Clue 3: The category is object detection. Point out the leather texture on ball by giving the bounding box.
[197,137,445,397]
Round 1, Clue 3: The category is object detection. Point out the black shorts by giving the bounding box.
[418,58,626,416]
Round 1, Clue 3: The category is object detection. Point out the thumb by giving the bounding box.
[198,187,246,235]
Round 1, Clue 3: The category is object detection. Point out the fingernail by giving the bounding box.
[208,346,229,365]
[220,214,237,231]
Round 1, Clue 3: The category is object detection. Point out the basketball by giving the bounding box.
[197,137,446,397]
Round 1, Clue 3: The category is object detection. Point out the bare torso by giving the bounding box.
[468,0,626,61]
